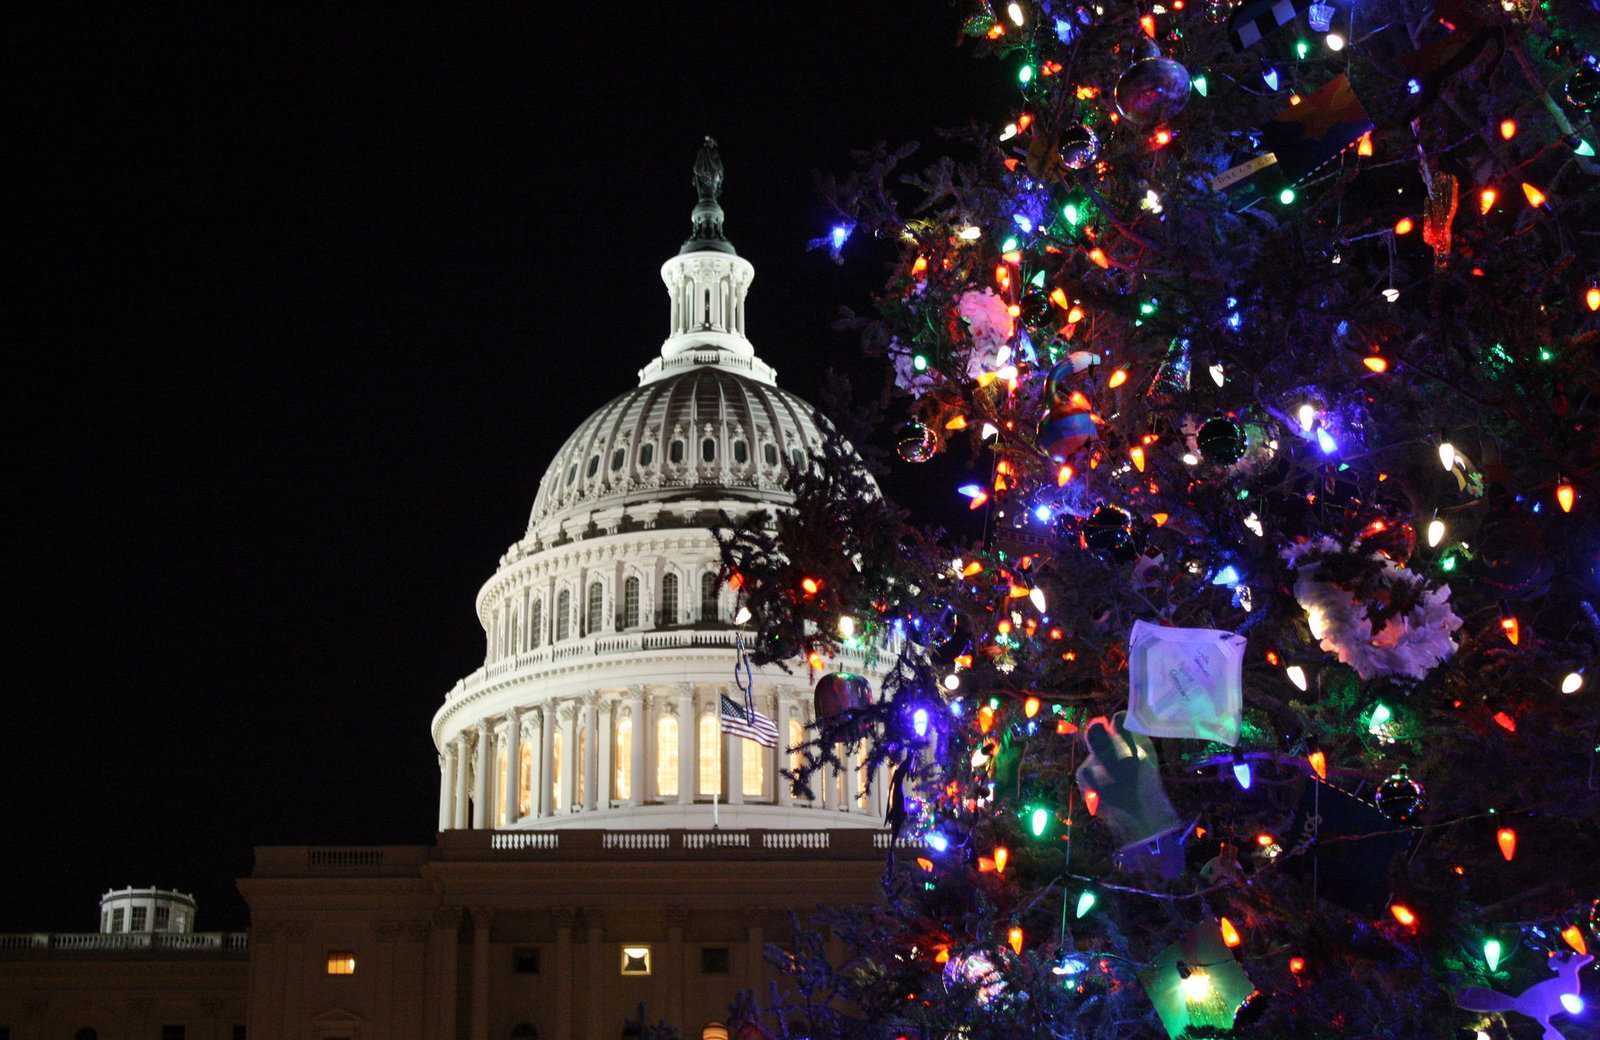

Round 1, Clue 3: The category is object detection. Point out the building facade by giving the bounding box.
[1,141,895,1040]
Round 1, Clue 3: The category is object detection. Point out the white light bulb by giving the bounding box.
[1029,587,1047,612]
[838,616,856,638]
[943,673,961,691]
[1427,518,1445,547]
[1298,404,1316,431]
[1326,32,1346,50]
[1439,441,1457,471]
[1286,665,1308,691]
[1209,362,1225,386]
[980,422,999,440]
[1007,2,1025,25]
[734,606,752,625]
[1383,287,1401,302]
[1181,452,1200,466]
[958,226,983,240]
[1562,671,1584,694]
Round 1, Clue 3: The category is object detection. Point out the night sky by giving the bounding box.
[5,7,1002,932]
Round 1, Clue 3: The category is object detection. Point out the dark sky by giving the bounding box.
[5,6,1000,931]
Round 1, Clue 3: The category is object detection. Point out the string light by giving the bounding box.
[1561,670,1584,694]
[1497,827,1516,861]
[1427,517,1446,547]
[1500,118,1517,140]
[1219,917,1242,947]
[1521,182,1546,207]
[1480,186,1498,214]
[1483,939,1503,971]
[1556,482,1575,513]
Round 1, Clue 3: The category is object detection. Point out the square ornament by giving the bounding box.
[1126,620,1246,746]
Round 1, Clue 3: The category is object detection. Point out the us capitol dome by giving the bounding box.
[431,139,888,835]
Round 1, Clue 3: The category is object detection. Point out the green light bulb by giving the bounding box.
[1075,889,1097,918]
[1192,74,1208,97]
[1279,187,1297,205]
[1484,939,1503,971]
[1575,140,1596,157]
[912,355,929,372]
[1296,40,1309,59]
[1030,807,1049,837]
[1369,703,1392,728]
[1019,65,1034,85]
[1062,203,1080,225]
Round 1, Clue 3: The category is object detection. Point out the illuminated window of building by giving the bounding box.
[698,713,721,796]
[130,906,147,931]
[622,577,640,629]
[518,742,533,817]
[742,738,765,798]
[529,599,542,649]
[556,590,570,641]
[701,947,731,974]
[620,945,652,975]
[656,717,679,798]
[577,727,587,806]
[496,746,508,826]
[110,908,124,932]
[615,717,632,800]
[586,582,603,635]
[552,732,564,809]
[660,573,678,625]
[789,717,805,776]
[174,910,187,931]
[326,950,356,975]
[700,573,719,622]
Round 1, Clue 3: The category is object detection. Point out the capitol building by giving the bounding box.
[0,142,894,1040]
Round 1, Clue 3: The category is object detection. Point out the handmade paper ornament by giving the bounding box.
[1137,919,1257,1039]
[1374,767,1427,823]
[1114,54,1192,126]
[1281,778,1410,914]
[1460,952,1593,1040]
[1261,73,1372,185]
[1059,123,1100,169]
[1125,619,1246,745]
[1197,416,1246,465]
[896,420,939,463]
[1075,712,1181,846]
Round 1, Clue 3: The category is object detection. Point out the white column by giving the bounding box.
[676,685,694,805]
[437,748,454,831]
[627,686,646,808]
[585,695,601,811]
[503,707,521,827]
[539,706,556,818]
[453,733,471,829]
[596,696,613,808]
[472,722,492,829]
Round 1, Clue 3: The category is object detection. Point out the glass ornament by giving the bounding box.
[1565,56,1600,115]
[1374,767,1427,823]
[1082,504,1138,559]
[813,671,873,720]
[1115,56,1192,126]
[896,420,939,462]
[1058,123,1101,169]
[1197,416,1246,465]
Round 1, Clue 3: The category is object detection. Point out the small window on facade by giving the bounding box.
[327,949,356,975]
[611,448,626,471]
[161,1027,186,1040]
[173,910,188,931]
[763,443,778,466]
[791,448,804,470]
[669,440,685,464]
[154,905,170,929]
[701,438,716,463]
[701,947,731,974]
[566,464,577,486]
[790,717,805,776]
[732,440,748,464]
[639,443,654,466]
[620,945,652,975]
[530,600,543,649]
[700,573,719,622]
[660,573,678,625]
[587,582,603,635]
[623,577,640,629]
[130,906,147,931]
[587,456,600,478]
[512,948,541,973]
[111,908,124,931]
[556,590,571,641]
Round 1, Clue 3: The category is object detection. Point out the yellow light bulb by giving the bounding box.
[1427,518,1445,547]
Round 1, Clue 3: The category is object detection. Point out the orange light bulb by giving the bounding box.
[993,846,1009,874]
[1557,483,1575,513]
[1390,905,1417,927]
[1107,368,1129,389]
[1364,356,1389,373]
[1561,925,1588,955]
[1308,749,1327,780]
[1394,217,1415,235]
[1087,247,1110,269]
[1008,926,1024,954]
[1500,118,1517,140]
[978,705,995,734]
[1522,182,1546,207]
[1480,187,1498,214]
[1588,286,1600,311]
[1024,696,1041,718]
[800,577,820,595]
[1129,446,1146,472]
[1082,788,1099,816]
[1497,827,1516,861]
[1501,615,1520,645]
[1219,917,1242,947]
[1357,131,1373,156]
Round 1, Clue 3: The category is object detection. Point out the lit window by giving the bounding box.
[660,573,678,625]
[130,906,147,931]
[496,746,508,826]
[789,717,805,776]
[657,717,679,798]
[732,440,748,464]
[698,713,721,796]
[702,438,716,463]
[518,742,533,816]
[577,727,587,806]
[154,905,170,929]
[639,443,654,466]
[556,590,570,641]
[615,717,633,800]
[742,738,765,797]
[621,945,652,975]
[587,582,603,635]
[700,573,719,622]
[552,732,564,809]
[622,577,640,629]
[111,908,124,932]
[326,950,356,975]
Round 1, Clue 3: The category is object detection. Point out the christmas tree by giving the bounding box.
[716,1,1600,1038]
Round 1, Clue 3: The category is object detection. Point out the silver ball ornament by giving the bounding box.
[1114,56,1192,126]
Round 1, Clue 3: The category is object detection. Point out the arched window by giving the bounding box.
[556,590,570,641]
[519,742,533,816]
[497,746,508,826]
[791,448,804,470]
[669,440,685,464]
[700,573,720,622]
[510,610,520,654]
[698,713,721,796]
[660,573,679,626]
[623,577,640,629]
[615,716,632,800]
[530,599,543,649]
[586,582,603,635]
[742,738,765,797]
[586,455,600,477]
[790,717,805,776]
[552,732,564,809]
[763,443,779,466]
[639,442,655,467]
[733,440,748,464]
[611,448,626,471]
[566,463,577,486]
[701,438,716,463]
[657,717,679,798]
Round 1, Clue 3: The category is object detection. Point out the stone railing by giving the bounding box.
[491,832,560,850]
[0,932,249,953]
[435,827,894,862]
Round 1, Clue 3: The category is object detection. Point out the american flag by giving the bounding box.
[719,693,778,748]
